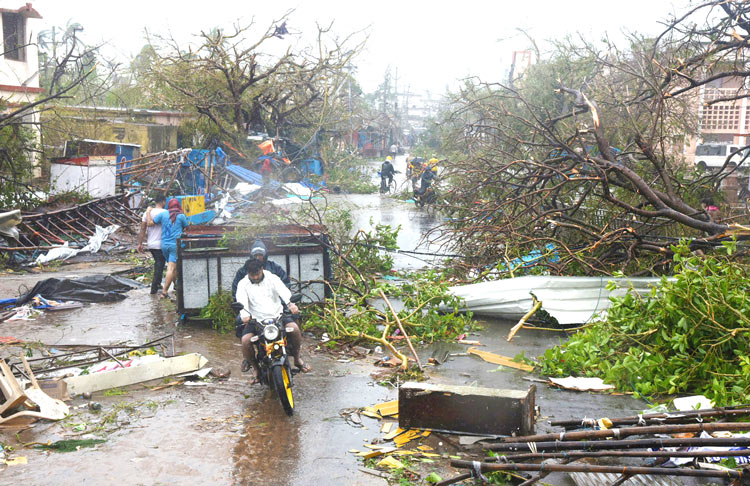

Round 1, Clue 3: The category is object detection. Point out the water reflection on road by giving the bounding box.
[329,155,447,271]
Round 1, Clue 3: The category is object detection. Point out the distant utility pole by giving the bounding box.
[346,64,354,147]
[394,67,399,144]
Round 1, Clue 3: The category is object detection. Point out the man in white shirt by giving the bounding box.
[137,194,167,294]
[236,259,309,383]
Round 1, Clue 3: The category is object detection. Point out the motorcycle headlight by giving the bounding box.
[263,324,280,341]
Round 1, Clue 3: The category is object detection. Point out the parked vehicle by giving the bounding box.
[231,293,303,416]
[695,144,749,171]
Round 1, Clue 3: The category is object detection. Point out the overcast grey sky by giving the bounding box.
[24,0,686,95]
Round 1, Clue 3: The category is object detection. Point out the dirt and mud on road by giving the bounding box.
[0,159,650,486]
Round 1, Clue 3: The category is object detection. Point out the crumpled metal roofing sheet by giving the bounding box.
[569,471,687,486]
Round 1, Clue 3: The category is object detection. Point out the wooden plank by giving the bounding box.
[467,347,534,372]
[64,353,208,394]
[398,382,536,436]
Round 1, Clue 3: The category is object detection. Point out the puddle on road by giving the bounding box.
[0,161,650,485]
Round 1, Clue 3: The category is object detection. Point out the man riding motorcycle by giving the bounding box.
[235,259,311,384]
[414,159,438,206]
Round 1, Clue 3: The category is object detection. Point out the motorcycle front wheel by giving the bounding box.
[272,365,295,416]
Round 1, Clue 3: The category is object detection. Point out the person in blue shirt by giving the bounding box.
[147,198,189,298]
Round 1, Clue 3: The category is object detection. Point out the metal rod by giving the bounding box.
[490,437,750,452]
[502,422,750,443]
[100,348,127,369]
[517,458,572,486]
[450,459,742,479]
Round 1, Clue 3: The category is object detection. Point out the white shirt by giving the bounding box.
[236,270,292,321]
[142,208,167,249]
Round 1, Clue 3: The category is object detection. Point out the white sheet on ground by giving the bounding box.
[548,376,615,391]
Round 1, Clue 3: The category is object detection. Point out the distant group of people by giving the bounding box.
[379,154,440,196]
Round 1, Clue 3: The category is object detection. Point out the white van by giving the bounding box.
[695,144,749,171]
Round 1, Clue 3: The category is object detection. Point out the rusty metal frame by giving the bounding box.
[2,194,140,253]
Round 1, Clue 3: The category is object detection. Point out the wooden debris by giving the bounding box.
[507,296,542,342]
[399,382,536,436]
[377,456,406,469]
[467,347,534,372]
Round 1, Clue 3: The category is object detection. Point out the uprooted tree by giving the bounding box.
[434,1,750,276]
[142,13,365,150]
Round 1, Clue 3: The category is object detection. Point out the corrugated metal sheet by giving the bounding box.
[224,163,280,189]
[569,471,685,486]
[447,275,669,325]
[569,473,694,486]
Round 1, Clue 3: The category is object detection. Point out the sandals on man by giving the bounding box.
[295,361,312,373]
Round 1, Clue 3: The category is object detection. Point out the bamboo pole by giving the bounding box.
[491,449,750,461]
[502,421,750,443]
[450,459,742,479]
[507,297,542,341]
[434,473,470,486]
[378,288,423,371]
[551,406,750,428]
[490,436,750,452]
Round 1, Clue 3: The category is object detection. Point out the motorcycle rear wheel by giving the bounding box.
[272,365,295,416]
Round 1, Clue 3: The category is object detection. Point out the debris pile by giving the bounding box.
[1,194,138,255]
[440,399,750,485]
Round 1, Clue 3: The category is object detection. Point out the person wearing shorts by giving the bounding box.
[148,198,189,298]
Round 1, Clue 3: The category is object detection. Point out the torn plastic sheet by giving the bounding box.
[33,224,120,265]
[666,431,750,466]
[17,275,142,304]
[548,376,615,391]
[33,242,79,265]
[5,305,41,321]
[79,224,119,253]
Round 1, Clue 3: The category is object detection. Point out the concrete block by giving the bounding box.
[398,382,535,436]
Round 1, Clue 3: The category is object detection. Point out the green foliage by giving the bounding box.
[539,240,750,406]
[347,219,400,274]
[200,290,236,333]
[318,156,377,194]
[304,270,475,345]
[47,189,93,206]
[34,439,106,452]
[0,124,42,210]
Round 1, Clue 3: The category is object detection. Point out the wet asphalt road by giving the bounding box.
[0,158,653,486]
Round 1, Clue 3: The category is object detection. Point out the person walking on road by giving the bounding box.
[137,193,167,294]
[147,198,189,299]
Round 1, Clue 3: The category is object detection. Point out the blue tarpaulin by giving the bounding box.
[224,163,281,190]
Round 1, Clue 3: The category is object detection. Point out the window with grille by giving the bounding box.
[702,104,740,130]
[2,13,25,62]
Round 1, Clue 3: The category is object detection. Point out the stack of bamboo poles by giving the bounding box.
[437,406,750,486]
[118,149,231,209]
